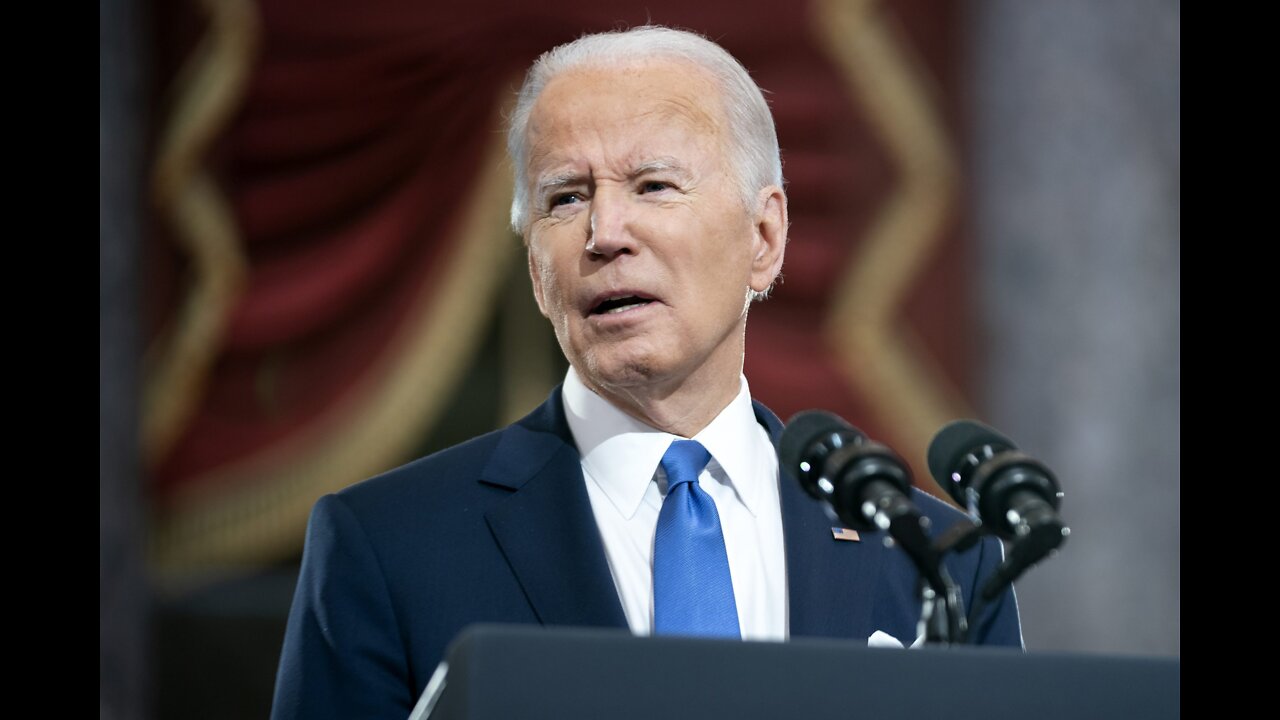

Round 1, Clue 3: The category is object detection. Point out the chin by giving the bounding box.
[578,349,673,393]
[586,357,657,388]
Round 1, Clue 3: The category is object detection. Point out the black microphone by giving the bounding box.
[780,410,915,532]
[781,410,967,643]
[780,411,939,579]
[927,419,1069,600]
[926,419,1065,541]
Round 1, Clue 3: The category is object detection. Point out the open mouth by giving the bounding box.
[590,295,655,315]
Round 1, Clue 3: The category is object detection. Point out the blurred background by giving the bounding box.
[101,0,1179,717]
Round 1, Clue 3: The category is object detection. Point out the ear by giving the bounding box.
[748,185,788,294]
[527,244,551,318]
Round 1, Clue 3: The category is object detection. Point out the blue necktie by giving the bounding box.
[653,439,740,638]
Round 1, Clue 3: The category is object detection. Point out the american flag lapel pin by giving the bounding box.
[831,527,860,542]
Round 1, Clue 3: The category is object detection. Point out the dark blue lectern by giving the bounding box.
[413,624,1179,720]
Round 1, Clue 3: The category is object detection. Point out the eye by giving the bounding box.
[551,193,581,208]
[640,180,671,194]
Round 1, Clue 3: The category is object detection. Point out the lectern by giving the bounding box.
[412,624,1179,720]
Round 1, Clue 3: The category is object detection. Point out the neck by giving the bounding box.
[577,359,744,439]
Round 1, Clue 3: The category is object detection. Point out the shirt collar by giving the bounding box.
[561,367,767,520]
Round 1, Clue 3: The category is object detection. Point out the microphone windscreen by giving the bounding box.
[926,419,1016,485]
[779,410,856,472]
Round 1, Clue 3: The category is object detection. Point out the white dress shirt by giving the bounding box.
[562,367,788,641]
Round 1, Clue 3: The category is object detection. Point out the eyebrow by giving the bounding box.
[535,172,584,200]
[632,157,689,177]
[533,158,693,200]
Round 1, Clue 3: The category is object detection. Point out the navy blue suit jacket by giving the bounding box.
[272,387,1021,718]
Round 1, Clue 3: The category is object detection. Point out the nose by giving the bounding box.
[587,188,637,258]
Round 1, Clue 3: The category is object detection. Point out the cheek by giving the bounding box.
[533,255,574,322]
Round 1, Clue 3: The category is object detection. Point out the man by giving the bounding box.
[272,26,1020,719]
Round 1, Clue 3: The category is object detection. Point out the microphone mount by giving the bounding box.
[783,411,968,644]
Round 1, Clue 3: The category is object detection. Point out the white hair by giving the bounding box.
[506,25,785,238]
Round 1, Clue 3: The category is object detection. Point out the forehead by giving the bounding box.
[525,60,729,174]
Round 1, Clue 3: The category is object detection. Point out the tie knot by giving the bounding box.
[660,439,712,490]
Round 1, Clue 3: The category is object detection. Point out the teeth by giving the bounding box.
[594,295,650,314]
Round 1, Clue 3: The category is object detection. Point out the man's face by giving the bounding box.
[522,60,786,408]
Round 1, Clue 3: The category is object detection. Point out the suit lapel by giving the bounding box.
[753,401,883,641]
[482,388,628,630]
[480,390,881,640]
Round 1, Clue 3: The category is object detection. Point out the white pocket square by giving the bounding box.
[867,630,925,649]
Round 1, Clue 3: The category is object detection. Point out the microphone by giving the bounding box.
[927,419,1069,600]
[779,410,917,534]
[781,410,966,643]
[926,419,1065,541]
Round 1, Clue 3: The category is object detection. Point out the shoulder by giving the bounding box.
[910,486,972,534]
[334,426,507,514]
[909,487,1023,647]
[908,486,1000,563]
[318,387,575,536]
